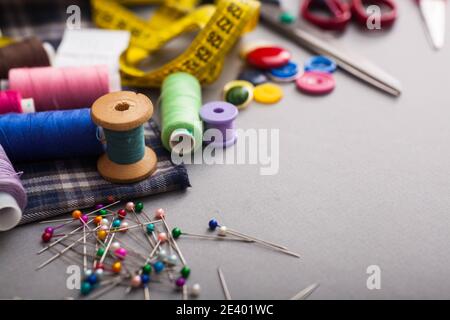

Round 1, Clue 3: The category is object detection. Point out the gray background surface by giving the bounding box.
[1,1,450,299]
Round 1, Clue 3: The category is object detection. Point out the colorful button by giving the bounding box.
[304,56,337,73]
[246,46,291,69]
[253,83,283,104]
[223,80,254,110]
[238,69,268,86]
[239,41,275,59]
[296,71,335,95]
[226,86,249,106]
[268,61,300,82]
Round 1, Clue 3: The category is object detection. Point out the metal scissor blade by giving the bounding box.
[420,0,446,50]
[259,4,402,97]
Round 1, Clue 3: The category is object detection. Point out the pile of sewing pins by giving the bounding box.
[36,201,301,299]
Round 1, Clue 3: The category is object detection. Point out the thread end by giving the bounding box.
[170,128,196,155]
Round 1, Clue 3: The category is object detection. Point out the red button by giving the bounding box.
[246,47,291,69]
[296,71,335,95]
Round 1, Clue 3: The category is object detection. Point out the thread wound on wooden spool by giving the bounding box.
[91,91,157,183]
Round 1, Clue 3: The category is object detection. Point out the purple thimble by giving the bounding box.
[199,101,238,148]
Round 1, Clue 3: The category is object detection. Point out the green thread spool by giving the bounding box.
[160,72,203,155]
[91,91,157,183]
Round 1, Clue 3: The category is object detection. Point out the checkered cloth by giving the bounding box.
[1,1,191,224]
[16,120,190,225]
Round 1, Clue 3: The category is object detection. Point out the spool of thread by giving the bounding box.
[0,144,27,231]
[160,72,203,155]
[0,37,52,79]
[9,65,110,111]
[200,101,238,148]
[91,91,157,183]
[0,109,103,163]
[0,90,35,114]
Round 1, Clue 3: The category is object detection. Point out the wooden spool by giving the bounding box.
[91,91,157,183]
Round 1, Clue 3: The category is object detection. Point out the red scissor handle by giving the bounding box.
[301,0,352,30]
[351,0,397,28]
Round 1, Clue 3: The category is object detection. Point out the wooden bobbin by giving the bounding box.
[91,91,157,183]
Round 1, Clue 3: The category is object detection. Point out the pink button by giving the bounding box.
[246,46,291,69]
[296,71,335,95]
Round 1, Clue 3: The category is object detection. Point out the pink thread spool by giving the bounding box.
[8,65,110,111]
[0,90,34,114]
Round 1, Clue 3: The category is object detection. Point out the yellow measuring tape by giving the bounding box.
[91,0,260,87]
[0,37,13,48]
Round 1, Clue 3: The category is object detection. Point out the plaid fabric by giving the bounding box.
[1,1,191,224]
[16,120,190,224]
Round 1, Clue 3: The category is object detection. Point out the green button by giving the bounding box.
[279,12,296,24]
[226,86,249,106]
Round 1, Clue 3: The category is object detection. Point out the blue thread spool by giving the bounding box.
[0,108,103,163]
[91,91,157,183]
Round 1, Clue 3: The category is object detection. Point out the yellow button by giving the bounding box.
[253,83,283,104]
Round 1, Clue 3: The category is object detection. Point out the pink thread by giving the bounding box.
[9,65,110,111]
[0,90,23,114]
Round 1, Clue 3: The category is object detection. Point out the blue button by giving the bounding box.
[304,56,337,73]
[269,61,298,78]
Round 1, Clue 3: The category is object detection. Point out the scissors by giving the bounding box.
[418,0,447,50]
[259,1,402,96]
[300,0,397,30]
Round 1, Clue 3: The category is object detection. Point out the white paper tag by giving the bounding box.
[54,28,130,91]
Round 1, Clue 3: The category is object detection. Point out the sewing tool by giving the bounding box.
[0,90,35,114]
[0,37,53,79]
[154,208,187,266]
[218,267,232,300]
[0,108,103,163]
[160,72,203,155]
[290,283,320,300]
[171,227,252,242]
[209,219,301,258]
[303,0,397,30]
[39,201,119,224]
[92,0,260,87]
[253,83,283,104]
[91,91,157,183]
[36,226,100,270]
[222,81,254,110]
[8,65,110,111]
[419,0,447,50]
[296,71,336,95]
[200,101,238,148]
[259,2,402,96]
[190,283,201,297]
[0,145,27,231]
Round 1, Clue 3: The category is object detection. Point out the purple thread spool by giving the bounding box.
[200,101,238,148]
